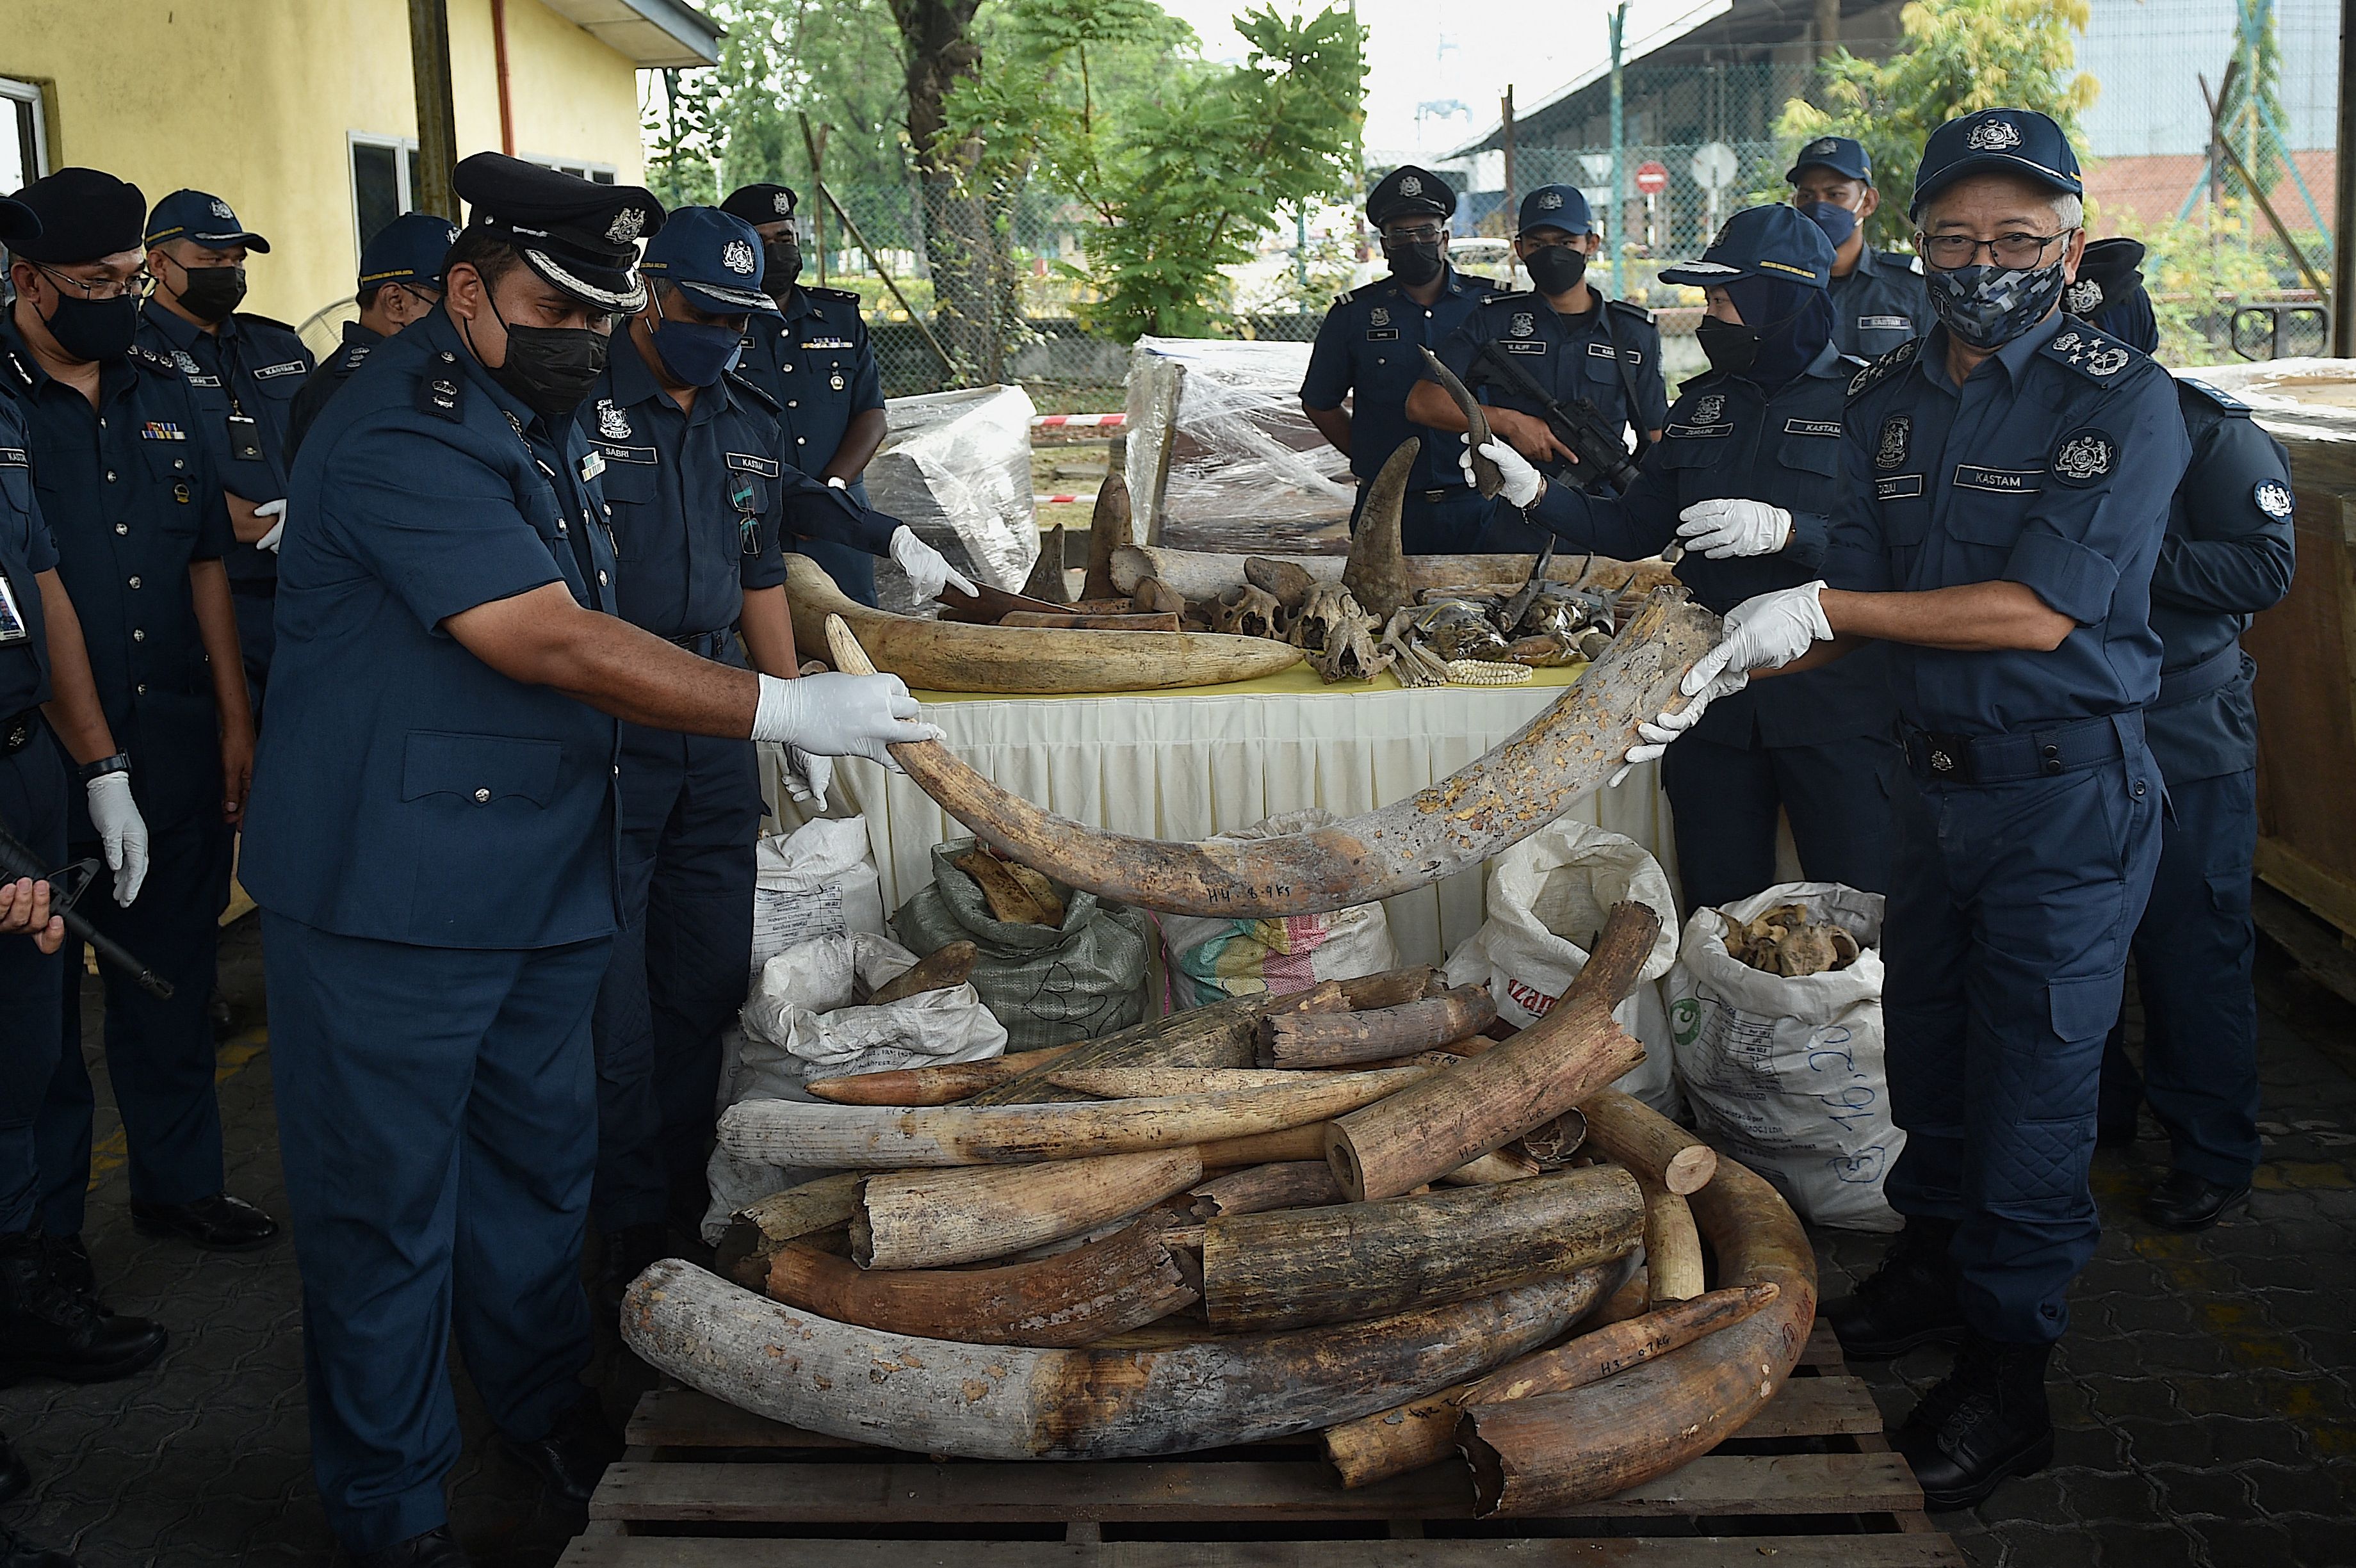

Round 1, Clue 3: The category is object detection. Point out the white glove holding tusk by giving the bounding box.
[781,747,834,805]
[889,526,978,601]
[751,670,943,771]
[1459,435,1543,508]
[1609,582,1832,787]
[254,497,288,554]
[1674,497,1791,559]
[85,772,151,905]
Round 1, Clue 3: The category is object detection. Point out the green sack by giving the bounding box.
[891,838,1153,1053]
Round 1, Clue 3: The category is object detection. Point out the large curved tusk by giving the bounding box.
[852,1149,1203,1268]
[784,554,1301,693]
[822,588,1720,919]
[1341,439,1417,620]
[621,1257,1596,1460]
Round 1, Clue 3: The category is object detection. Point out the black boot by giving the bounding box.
[1824,1218,1967,1360]
[0,1518,77,1568]
[0,1233,168,1386]
[1896,1332,2054,1510]
[2143,1169,2250,1231]
[35,1237,93,1303]
[349,1525,469,1567]
[506,1393,622,1505]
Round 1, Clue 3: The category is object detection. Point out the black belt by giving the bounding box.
[2154,643,2243,708]
[1,707,42,756]
[1901,711,2138,786]
[229,579,277,598]
[665,629,731,657]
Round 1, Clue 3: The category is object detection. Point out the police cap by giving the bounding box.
[1785,134,1872,185]
[145,188,271,254]
[453,151,666,312]
[1518,184,1593,237]
[359,211,460,292]
[10,168,144,264]
[1660,203,1835,290]
[721,183,800,227]
[0,197,37,252]
[1910,108,2082,218]
[1367,165,1452,227]
[639,206,781,316]
[2063,236,2143,318]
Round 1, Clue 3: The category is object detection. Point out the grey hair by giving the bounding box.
[2049,193,2084,230]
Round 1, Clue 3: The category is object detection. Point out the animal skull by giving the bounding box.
[1213,583,1283,640]
[1290,584,1387,683]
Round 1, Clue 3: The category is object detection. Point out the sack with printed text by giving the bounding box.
[749,816,885,973]
[1160,809,1402,1010]
[1667,882,1901,1231]
[1442,820,1682,1113]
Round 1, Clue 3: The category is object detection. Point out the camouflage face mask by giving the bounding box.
[1922,255,2070,350]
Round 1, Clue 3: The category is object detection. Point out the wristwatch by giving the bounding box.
[79,752,131,784]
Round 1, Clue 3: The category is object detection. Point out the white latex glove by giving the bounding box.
[751,670,943,766]
[85,772,150,905]
[1461,435,1542,509]
[254,497,287,554]
[1675,497,1791,559]
[781,747,834,805]
[888,526,978,601]
[1609,583,1831,787]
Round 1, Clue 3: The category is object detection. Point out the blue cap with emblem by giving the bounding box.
[359,211,459,292]
[1367,165,1454,226]
[1659,204,1835,290]
[1785,135,1872,185]
[453,151,666,312]
[720,184,799,227]
[145,188,270,254]
[637,206,781,316]
[1910,108,2083,218]
[1517,184,1593,237]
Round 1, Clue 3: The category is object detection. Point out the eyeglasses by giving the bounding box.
[1381,225,1445,247]
[36,263,153,302]
[1915,229,2076,269]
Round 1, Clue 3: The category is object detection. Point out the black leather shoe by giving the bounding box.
[0,1430,28,1505]
[37,1236,94,1303]
[0,1234,167,1386]
[1896,1333,2054,1510]
[129,1193,280,1252]
[2144,1170,2251,1231]
[348,1526,470,1567]
[0,1518,78,1567]
[1824,1219,1968,1361]
[507,1394,622,1505]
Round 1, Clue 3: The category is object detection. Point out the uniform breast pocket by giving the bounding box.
[400,731,563,810]
[1944,467,2043,551]
[136,442,204,537]
[1777,435,1841,481]
[1657,436,1729,492]
[1580,351,1626,403]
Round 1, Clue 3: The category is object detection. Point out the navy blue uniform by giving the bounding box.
[1301,266,1504,553]
[1527,343,1901,909]
[0,328,240,1240]
[243,306,623,1553]
[135,304,313,703]
[2098,378,2295,1183]
[1826,314,2188,1343]
[575,334,795,1234]
[0,398,68,1240]
[731,284,891,603]
[1828,248,1929,360]
[284,320,382,465]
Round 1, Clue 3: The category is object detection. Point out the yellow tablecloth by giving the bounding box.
[771,665,1676,970]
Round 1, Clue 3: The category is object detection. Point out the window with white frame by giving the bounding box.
[525,156,617,186]
[0,77,47,193]
[349,133,425,255]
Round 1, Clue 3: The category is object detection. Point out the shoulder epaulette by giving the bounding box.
[1905,254,1924,275]
[1845,337,1919,401]
[0,346,32,394]
[2176,376,2252,417]
[127,343,179,378]
[806,286,861,304]
[1344,279,1388,303]
[1479,289,1537,307]
[724,368,781,416]
[1839,353,1871,370]
[1605,296,1655,327]
[238,312,302,337]
[1453,272,1503,293]
[2040,324,2147,388]
[336,341,373,373]
[416,350,465,422]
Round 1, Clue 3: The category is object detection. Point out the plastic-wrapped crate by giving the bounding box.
[870,383,1039,614]
[1123,337,1356,554]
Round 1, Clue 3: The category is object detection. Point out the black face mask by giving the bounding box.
[1385,240,1444,287]
[1695,316,1760,377]
[1523,243,1588,295]
[169,261,248,323]
[763,241,803,293]
[39,288,139,364]
[472,293,609,421]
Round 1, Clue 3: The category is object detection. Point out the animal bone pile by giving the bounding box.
[1115,555,1392,683]
[1718,903,1863,977]
[620,904,1820,1515]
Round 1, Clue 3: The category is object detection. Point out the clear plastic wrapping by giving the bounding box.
[1123,337,1356,555]
[868,384,1040,615]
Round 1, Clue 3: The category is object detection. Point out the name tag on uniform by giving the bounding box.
[0,447,25,465]
[1666,422,1734,439]
[1500,341,1547,355]
[0,569,26,645]
[726,452,781,478]
[1874,474,1924,501]
[1859,316,1912,330]
[1587,343,1634,361]
[186,375,222,389]
[1365,328,1399,341]
[799,338,856,350]
[597,444,656,464]
[1784,419,1841,437]
[255,360,307,379]
[1953,464,2042,494]
[578,449,607,482]
[140,422,188,440]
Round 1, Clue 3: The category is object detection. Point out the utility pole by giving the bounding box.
[2336,0,2355,352]
[1814,0,1840,59]
[407,0,460,221]
[1500,85,1518,251]
[1609,3,1629,257]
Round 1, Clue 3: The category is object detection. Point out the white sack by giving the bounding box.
[1160,809,1402,1009]
[749,816,884,973]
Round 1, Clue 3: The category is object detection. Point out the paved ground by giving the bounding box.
[3,917,2352,1565]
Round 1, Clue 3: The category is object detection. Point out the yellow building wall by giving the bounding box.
[1,0,651,330]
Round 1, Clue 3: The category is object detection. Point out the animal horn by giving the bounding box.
[1342,439,1417,620]
[819,588,1721,921]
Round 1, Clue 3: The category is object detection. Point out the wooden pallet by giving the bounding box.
[561,1321,1964,1567]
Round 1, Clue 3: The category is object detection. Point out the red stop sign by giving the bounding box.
[1635,161,1670,195]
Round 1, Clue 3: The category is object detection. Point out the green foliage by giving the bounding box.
[2135,211,2297,364]
[1776,0,2099,248]
[2211,0,2286,206]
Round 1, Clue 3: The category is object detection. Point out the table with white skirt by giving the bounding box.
[766,662,1678,971]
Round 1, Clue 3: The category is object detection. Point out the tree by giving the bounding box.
[1777,0,2100,248]
[2211,0,2286,207]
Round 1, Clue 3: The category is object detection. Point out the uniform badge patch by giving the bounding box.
[775,191,793,214]
[1399,175,1424,197]
[1692,394,1725,424]
[140,421,187,441]
[722,239,757,275]
[209,197,235,220]
[170,350,201,376]
[1510,312,1534,338]
[1967,119,2022,150]
[1807,137,1839,158]
[580,449,606,482]
[1538,190,1563,210]
[1369,306,1390,327]
[2051,329,2083,355]
[2254,479,2295,519]
[606,207,647,244]
[2063,278,2103,314]
[2085,346,2129,376]
[596,400,631,440]
[1874,415,1910,471]
[2051,428,2116,485]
